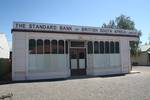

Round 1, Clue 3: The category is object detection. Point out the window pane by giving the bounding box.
[110,41,114,53]
[88,41,93,54]
[29,39,36,54]
[58,40,64,54]
[79,52,85,59]
[51,40,57,54]
[71,41,84,47]
[37,39,43,54]
[44,40,50,54]
[115,42,120,53]
[65,41,68,54]
[100,41,104,54]
[94,41,99,53]
[105,41,109,53]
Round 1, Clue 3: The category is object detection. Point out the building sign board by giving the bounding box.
[13,22,138,36]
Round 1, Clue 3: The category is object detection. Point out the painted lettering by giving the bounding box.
[60,26,72,31]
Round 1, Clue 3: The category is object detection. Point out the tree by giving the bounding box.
[101,14,142,56]
[102,20,116,28]
[115,15,135,30]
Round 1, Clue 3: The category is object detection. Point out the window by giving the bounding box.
[71,41,84,47]
[29,39,36,54]
[100,41,104,54]
[37,39,43,54]
[94,41,99,53]
[105,41,109,53]
[110,41,114,53]
[79,52,85,59]
[51,40,57,54]
[65,41,68,54]
[58,40,64,54]
[44,40,50,54]
[115,42,120,53]
[87,41,93,54]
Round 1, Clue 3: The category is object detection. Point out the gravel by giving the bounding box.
[0,66,150,100]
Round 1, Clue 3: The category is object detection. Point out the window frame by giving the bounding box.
[100,41,104,54]
[115,42,120,53]
[58,40,64,54]
[29,39,36,54]
[94,41,99,54]
[110,41,115,53]
[44,39,50,54]
[51,40,58,54]
[37,39,44,54]
[87,41,93,54]
[105,41,109,54]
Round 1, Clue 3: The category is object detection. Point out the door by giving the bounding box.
[70,48,86,76]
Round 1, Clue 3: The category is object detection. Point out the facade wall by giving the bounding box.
[12,31,136,80]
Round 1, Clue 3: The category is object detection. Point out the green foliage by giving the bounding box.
[115,15,135,30]
[130,41,141,57]
[101,14,142,56]
[102,20,116,28]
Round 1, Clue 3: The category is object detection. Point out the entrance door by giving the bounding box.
[70,48,86,76]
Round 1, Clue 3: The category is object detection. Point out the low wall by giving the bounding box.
[0,58,11,80]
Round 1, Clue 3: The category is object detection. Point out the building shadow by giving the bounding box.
[0,73,127,85]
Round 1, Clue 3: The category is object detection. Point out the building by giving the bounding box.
[0,33,10,58]
[11,22,138,80]
[131,45,150,65]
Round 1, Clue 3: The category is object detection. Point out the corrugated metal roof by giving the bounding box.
[140,45,150,52]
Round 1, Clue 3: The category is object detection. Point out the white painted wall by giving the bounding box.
[120,38,131,73]
[0,33,10,58]
[87,54,122,76]
[12,31,138,80]
[12,32,27,80]
[28,54,70,80]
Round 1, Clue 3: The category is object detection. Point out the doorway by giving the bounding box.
[70,48,86,76]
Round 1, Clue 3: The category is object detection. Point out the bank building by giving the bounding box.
[11,22,138,80]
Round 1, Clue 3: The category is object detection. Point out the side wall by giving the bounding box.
[12,32,27,80]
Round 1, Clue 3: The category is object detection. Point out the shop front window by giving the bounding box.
[94,41,99,53]
[58,40,64,54]
[37,39,43,54]
[110,41,114,53]
[44,39,50,54]
[115,42,120,53]
[29,39,36,54]
[88,41,93,54]
[100,41,104,54]
[105,41,109,53]
[51,40,57,54]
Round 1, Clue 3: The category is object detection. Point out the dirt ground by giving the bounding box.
[0,66,150,100]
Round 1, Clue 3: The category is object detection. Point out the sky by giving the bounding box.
[0,0,150,46]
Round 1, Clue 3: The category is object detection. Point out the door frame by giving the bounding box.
[69,47,87,76]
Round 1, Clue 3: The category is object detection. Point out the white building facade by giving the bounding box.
[12,22,138,80]
[0,33,10,58]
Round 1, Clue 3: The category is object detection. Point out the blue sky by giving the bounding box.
[0,0,150,44]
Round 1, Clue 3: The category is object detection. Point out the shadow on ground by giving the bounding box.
[0,73,128,85]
